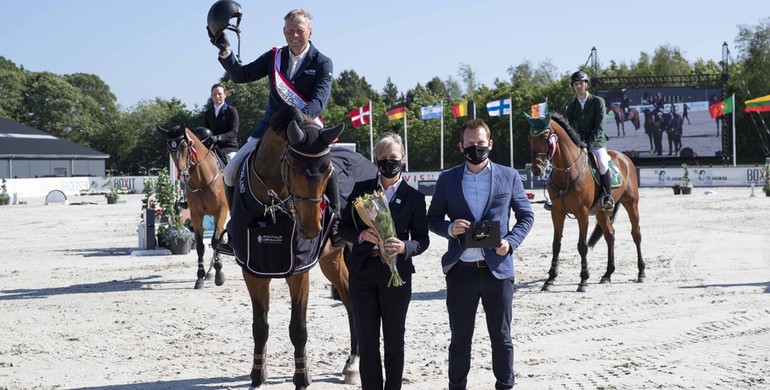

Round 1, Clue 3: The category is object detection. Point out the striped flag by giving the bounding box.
[745,94,770,113]
[347,103,371,128]
[486,98,511,117]
[421,103,443,120]
[530,101,548,118]
[451,100,473,118]
[386,105,407,121]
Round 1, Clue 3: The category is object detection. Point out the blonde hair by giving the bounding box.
[374,132,405,158]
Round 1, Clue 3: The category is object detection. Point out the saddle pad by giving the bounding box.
[589,160,623,188]
[229,208,334,278]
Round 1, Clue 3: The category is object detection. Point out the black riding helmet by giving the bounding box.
[570,70,590,84]
[207,0,242,38]
[194,127,214,146]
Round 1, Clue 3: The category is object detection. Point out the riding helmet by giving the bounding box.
[194,127,214,144]
[207,0,242,37]
[570,70,590,83]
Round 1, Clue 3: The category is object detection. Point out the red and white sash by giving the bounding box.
[272,47,323,126]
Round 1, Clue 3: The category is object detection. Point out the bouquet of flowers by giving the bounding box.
[352,190,404,287]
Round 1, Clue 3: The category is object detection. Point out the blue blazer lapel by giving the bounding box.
[452,165,474,219]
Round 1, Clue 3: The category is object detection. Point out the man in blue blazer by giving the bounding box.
[427,119,534,390]
[210,9,333,204]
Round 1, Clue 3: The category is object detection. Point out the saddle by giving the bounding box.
[587,152,623,188]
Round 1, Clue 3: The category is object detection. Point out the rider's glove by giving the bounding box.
[210,135,221,143]
[207,28,230,55]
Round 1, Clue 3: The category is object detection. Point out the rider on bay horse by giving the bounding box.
[564,70,614,212]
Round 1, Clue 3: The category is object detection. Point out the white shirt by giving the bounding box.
[214,103,225,118]
[578,93,590,109]
[288,44,310,80]
[379,176,403,203]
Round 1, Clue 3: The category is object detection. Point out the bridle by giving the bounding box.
[249,141,332,224]
[167,133,220,193]
[531,127,589,209]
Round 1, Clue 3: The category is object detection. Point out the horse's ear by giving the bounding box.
[179,121,187,131]
[320,123,345,145]
[287,120,306,145]
[155,125,168,134]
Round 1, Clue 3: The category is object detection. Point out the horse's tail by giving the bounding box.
[588,202,622,248]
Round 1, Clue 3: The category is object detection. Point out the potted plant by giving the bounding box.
[105,188,120,204]
[0,178,9,206]
[680,163,693,195]
[165,219,194,255]
[671,183,681,195]
[763,163,770,197]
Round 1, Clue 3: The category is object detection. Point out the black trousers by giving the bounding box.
[446,263,515,390]
[349,257,412,390]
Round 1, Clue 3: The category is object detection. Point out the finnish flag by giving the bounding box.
[486,98,511,117]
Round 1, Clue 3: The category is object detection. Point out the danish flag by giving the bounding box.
[347,103,371,128]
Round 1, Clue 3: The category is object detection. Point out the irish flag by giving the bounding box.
[709,96,733,119]
[745,94,770,113]
[531,101,548,118]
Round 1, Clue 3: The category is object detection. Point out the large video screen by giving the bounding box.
[597,86,724,159]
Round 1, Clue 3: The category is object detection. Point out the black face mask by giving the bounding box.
[377,159,403,178]
[462,145,490,165]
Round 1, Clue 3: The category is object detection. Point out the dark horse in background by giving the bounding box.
[527,113,645,292]
[607,103,640,137]
[156,123,229,289]
[229,107,361,390]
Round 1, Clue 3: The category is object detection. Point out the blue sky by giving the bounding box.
[0,0,763,111]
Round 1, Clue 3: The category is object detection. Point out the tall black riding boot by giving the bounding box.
[601,172,615,212]
[216,185,235,256]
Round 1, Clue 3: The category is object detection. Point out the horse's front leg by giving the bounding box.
[210,208,229,286]
[318,244,359,384]
[542,211,566,292]
[287,273,311,390]
[576,211,591,292]
[243,271,270,389]
[190,215,206,289]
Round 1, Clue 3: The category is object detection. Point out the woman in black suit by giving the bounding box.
[338,132,430,390]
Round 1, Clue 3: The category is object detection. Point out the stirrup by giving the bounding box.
[216,242,234,256]
[601,196,614,212]
[177,200,188,209]
[543,201,552,211]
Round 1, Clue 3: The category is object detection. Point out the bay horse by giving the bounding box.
[231,107,358,390]
[156,123,228,289]
[526,112,645,292]
[607,104,640,137]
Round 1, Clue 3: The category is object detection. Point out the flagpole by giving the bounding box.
[440,103,445,170]
[369,100,374,162]
[509,96,514,169]
[404,112,409,172]
[473,100,476,119]
[732,93,736,167]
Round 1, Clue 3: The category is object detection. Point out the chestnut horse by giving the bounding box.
[607,103,640,137]
[526,113,645,292]
[232,107,358,390]
[156,123,228,289]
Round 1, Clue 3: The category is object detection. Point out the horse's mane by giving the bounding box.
[550,112,586,148]
[268,106,317,140]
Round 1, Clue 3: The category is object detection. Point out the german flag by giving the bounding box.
[386,105,406,121]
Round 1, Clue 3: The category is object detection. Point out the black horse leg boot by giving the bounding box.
[601,172,614,212]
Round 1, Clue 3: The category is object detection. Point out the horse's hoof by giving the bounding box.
[541,283,554,292]
[215,271,225,286]
[577,284,588,293]
[343,355,360,385]
[637,276,646,283]
[599,277,611,284]
[194,278,204,289]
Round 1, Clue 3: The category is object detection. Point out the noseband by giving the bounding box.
[167,133,219,192]
[531,128,588,203]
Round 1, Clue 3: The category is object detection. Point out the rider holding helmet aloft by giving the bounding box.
[564,70,614,212]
